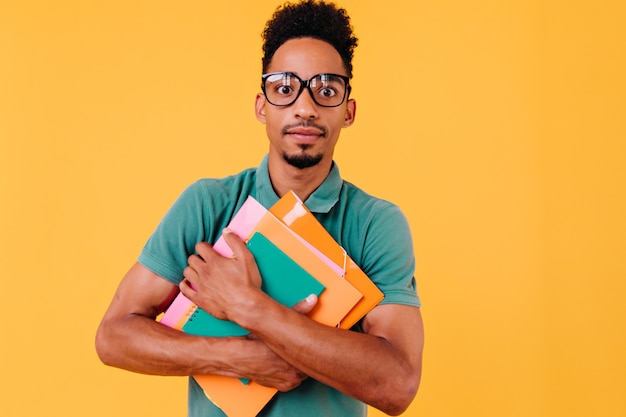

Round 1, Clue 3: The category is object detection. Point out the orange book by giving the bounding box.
[253,212,363,327]
[193,373,277,417]
[269,191,384,329]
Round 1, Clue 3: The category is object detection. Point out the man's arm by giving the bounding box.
[245,300,423,416]
[182,231,425,416]
[95,262,310,391]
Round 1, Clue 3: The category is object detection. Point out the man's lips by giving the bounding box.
[283,125,327,143]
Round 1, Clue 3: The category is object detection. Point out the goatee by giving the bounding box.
[283,149,323,169]
[280,121,327,169]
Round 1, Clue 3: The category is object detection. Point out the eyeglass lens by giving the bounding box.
[263,73,348,107]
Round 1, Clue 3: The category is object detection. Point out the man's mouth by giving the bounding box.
[283,124,327,143]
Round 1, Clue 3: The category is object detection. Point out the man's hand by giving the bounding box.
[240,295,318,390]
[229,338,305,391]
[180,229,320,323]
[180,229,265,322]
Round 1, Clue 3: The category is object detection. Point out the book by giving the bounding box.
[269,191,384,329]
[181,231,326,338]
[159,196,362,331]
[250,209,363,327]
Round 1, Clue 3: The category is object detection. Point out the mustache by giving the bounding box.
[281,121,328,137]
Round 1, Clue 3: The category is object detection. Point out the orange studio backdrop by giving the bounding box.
[1,1,625,417]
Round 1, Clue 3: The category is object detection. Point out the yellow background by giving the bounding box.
[1,1,624,416]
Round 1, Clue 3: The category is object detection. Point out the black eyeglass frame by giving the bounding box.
[261,72,352,108]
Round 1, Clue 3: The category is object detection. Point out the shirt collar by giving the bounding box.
[255,154,342,214]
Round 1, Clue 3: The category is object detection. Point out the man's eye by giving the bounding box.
[277,85,294,95]
[319,87,337,98]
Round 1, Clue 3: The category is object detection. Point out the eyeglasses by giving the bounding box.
[261,72,351,108]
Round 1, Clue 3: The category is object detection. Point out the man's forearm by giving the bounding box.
[96,312,309,391]
[96,314,233,376]
[236,296,423,415]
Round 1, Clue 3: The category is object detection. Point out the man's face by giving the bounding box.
[255,37,356,170]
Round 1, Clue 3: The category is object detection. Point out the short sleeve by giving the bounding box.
[138,181,212,285]
[360,203,421,307]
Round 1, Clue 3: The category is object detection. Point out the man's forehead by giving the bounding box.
[267,38,347,77]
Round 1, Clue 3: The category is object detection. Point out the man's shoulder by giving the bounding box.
[193,166,257,191]
[175,166,258,217]
[181,166,257,202]
[339,180,401,215]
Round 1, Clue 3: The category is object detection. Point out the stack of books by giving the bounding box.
[158,191,383,417]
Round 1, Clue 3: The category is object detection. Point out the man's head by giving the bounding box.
[256,1,358,172]
[261,0,358,78]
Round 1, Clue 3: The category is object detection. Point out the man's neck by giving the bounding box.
[267,156,332,203]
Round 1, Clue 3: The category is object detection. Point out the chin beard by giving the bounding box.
[283,150,323,169]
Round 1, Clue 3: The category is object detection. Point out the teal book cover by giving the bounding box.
[182,231,325,337]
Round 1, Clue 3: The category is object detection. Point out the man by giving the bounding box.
[95,1,424,416]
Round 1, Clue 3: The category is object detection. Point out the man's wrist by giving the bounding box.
[230,288,274,331]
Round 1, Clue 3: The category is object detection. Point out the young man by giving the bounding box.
[96,1,424,416]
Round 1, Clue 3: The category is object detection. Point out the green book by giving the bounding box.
[182,231,325,337]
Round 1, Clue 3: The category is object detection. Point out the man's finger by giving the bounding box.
[292,294,318,315]
[193,241,217,262]
[179,278,197,298]
[221,228,250,259]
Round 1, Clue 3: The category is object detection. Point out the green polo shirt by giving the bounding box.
[139,155,420,417]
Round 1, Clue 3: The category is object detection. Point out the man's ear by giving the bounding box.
[255,93,267,124]
[343,98,356,127]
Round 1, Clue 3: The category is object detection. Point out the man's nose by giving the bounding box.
[293,87,319,119]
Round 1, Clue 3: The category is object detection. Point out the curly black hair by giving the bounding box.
[261,0,359,78]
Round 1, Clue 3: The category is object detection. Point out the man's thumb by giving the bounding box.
[292,294,318,315]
